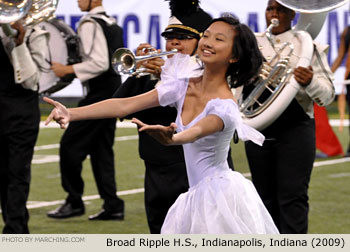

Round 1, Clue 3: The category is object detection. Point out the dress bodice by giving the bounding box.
[176,97,238,186]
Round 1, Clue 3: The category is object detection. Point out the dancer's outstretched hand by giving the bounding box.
[131,118,177,145]
[43,97,70,129]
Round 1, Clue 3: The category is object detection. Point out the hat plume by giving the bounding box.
[166,0,200,16]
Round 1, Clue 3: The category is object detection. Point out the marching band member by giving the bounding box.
[46,0,125,221]
[244,0,335,233]
[0,22,48,233]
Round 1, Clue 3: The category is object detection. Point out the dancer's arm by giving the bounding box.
[344,45,350,79]
[132,114,224,145]
[337,92,346,132]
[44,89,159,129]
[331,28,348,73]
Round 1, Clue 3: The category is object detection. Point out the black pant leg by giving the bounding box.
[245,140,280,229]
[144,161,188,234]
[89,118,124,212]
[346,85,350,153]
[0,94,39,234]
[246,119,315,234]
[275,119,315,234]
[59,120,96,206]
[0,134,9,224]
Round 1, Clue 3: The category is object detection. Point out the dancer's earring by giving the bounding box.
[229,58,237,64]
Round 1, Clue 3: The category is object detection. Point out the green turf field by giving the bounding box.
[0,114,349,234]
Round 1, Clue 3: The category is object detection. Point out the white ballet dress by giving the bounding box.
[156,54,279,234]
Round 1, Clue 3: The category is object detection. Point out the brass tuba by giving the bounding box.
[0,0,59,37]
[238,0,349,131]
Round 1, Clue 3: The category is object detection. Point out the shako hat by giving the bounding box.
[161,0,212,39]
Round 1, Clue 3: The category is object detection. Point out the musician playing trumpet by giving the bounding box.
[244,0,335,234]
[112,0,228,234]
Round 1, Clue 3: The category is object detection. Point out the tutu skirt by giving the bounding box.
[161,170,279,234]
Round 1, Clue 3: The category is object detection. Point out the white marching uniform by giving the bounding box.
[0,27,49,91]
[73,6,109,82]
[255,29,335,117]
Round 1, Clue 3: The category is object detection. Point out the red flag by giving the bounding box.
[314,104,344,156]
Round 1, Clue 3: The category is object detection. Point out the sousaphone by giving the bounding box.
[239,0,349,131]
[0,0,59,37]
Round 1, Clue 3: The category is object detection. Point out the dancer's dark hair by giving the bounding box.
[205,16,263,88]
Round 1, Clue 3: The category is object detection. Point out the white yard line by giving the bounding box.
[34,144,60,151]
[32,155,60,164]
[242,157,350,178]
[34,135,138,152]
[26,188,145,209]
[313,157,350,167]
[329,173,350,178]
[329,119,349,126]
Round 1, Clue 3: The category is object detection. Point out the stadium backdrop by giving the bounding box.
[53,0,349,96]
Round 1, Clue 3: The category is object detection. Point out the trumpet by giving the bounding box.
[111,47,178,77]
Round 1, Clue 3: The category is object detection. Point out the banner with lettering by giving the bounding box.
[53,0,350,96]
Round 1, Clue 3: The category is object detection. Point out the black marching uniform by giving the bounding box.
[0,27,48,233]
[58,10,124,213]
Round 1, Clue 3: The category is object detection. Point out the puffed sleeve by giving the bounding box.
[156,54,189,107]
[207,99,265,146]
[157,53,203,107]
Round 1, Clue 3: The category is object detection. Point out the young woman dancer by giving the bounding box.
[44,16,279,234]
